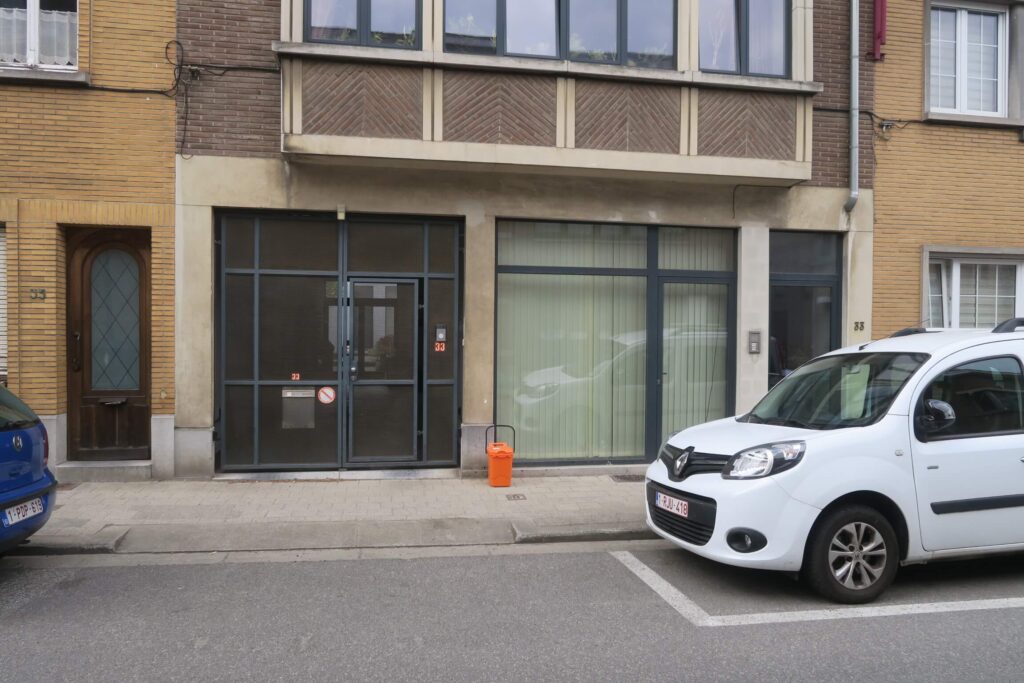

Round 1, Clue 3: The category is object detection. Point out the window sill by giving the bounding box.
[925,111,1024,129]
[272,41,823,94]
[0,67,89,87]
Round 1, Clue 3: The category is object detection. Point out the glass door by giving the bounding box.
[659,280,732,442]
[345,280,419,464]
[217,215,461,471]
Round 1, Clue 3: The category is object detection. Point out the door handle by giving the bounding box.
[100,398,127,407]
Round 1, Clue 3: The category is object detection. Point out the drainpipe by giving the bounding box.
[844,0,860,214]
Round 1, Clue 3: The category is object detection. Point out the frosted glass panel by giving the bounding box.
[91,249,140,391]
[659,228,735,271]
[958,263,1016,328]
[964,11,999,113]
[496,274,647,461]
[661,282,729,440]
[497,221,647,268]
[930,8,957,109]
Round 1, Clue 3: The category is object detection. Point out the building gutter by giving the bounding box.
[844,0,860,214]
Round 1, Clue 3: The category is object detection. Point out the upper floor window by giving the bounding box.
[929,4,1008,117]
[308,0,420,49]
[699,0,789,78]
[0,0,78,69]
[929,258,1023,329]
[443,0,676,69]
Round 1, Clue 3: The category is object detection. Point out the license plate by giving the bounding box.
[3,497,44,527]
[655,491,689,518]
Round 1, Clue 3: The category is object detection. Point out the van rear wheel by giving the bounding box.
[803,505,899,604]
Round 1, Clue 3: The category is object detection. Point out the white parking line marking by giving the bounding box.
[610,551,1024,627]
[610,550,714,626]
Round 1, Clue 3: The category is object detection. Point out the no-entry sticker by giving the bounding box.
[317,387,336,405]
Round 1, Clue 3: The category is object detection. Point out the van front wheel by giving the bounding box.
[803,505,899,604]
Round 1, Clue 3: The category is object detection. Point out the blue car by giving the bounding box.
[0,385,56,555]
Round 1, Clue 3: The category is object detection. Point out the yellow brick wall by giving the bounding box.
[873,1,1024,336]
[0,0,176,417]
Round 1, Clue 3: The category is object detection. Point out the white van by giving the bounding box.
[646,322,1024,603]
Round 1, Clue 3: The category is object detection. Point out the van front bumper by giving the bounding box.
[645,460,820,572]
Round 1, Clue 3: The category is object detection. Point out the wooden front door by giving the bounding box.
[68,229,151,461]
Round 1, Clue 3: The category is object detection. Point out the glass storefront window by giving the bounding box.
[498,221,647,268]
[497,273,647,461]
[496,221,736,463]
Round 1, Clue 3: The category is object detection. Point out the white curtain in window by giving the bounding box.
[0,8,28,64]
[38,9,77,66]
[964,11,999,113]
[497,274,647,461]
[661,283,729,441]
[930,8,957,110]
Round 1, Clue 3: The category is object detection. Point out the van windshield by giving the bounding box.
[0,386,40,432]
[740,352,929,430]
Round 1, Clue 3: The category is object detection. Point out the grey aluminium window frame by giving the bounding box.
[304,0,423,50]
[700,0,791,79]
[443,0,678,69]
[493,221,737,466]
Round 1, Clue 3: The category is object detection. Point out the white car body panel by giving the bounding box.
[646,330,1024,574]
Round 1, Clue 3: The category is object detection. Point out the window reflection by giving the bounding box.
[507,0,558,57]
[699,0,738,72]
[569,0,618,62]
[309,0,358,43]
[445,0,497,54]
[627,0,675,69]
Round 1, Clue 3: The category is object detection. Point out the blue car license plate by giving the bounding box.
[2,497,44,527]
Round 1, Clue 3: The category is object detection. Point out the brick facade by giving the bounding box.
[872,0,1024,336]
[0,0,176,419]
[809,0,876,188]
[176,0,281,157]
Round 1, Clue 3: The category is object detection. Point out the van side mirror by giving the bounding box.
[916,399,956,439]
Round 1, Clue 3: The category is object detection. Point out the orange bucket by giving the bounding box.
[486,425,516,487]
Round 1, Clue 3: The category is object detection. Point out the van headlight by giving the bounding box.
[722,442,805,479]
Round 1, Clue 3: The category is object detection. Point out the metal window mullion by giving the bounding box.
[739,0,749,75]
[253,218,262,466]
[618,0,627,66]
[497,0,507,56]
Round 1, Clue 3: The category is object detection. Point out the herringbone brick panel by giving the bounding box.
[303,61,423,139]
[443,71,557,146]
[697,90,797,160]
[575,80,680,153]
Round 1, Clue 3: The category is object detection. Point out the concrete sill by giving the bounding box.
[925,111,1024,130]
[272,41,823,94]
[0,67,89,87]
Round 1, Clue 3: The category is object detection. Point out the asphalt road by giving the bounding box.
[3,540,1024,682]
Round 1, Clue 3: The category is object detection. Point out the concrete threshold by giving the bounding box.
[213,469,462,482]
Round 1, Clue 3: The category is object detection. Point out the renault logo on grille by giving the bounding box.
[12,435,23,452]
[673,447,693,476]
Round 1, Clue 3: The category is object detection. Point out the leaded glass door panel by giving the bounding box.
[68,229,151,460]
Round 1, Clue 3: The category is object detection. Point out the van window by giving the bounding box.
[919,356,1024,438]
[0,386,39,431]
[742,352,928,430]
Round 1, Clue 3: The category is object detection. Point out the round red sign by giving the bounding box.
[317,387,336,405]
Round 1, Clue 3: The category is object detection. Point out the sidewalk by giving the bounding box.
[23,475,651,555]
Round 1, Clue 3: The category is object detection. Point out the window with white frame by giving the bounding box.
[929,4,1008,117]
[928,258,1023,328]
[0,0,77,69]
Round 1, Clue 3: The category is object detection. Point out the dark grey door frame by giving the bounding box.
[215,213,462,472]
